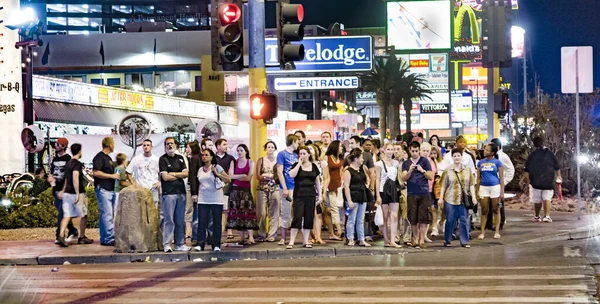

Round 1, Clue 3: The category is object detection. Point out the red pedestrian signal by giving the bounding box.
[249,93,278,121]
[211,0,244,71]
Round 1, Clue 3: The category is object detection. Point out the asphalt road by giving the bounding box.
[0,237,598,304]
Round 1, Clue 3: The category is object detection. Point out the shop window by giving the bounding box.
[107,78,121,86]
[68,17,90,27]
[126,73,153,88]
[112,5,132,14]
[90,78,103,85]
[155,5,174,15]
[157,71,191,96]
[68,4,100,13]
[134,5,155,14]
[112,18,128,26]
[47,4,67,13]
[47,17,67,27]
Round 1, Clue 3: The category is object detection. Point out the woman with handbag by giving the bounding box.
[438,148,477,248]
[194,149,231,252]
[343,148,372,247]
[226,144,259,245]
[375,143,401,248]
[255,141,281,242]
[430,146,444,237]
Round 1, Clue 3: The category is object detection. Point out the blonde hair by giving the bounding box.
[430,146,443,163]
[102,136,114,148]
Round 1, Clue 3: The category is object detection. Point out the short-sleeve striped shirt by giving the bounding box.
[440,165,475,206]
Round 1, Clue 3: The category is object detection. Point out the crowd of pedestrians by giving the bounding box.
[48,130,561,252]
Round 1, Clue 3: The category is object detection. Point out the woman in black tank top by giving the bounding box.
[343,148,372,247]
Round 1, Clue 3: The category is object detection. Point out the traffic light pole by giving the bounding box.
[248,0,268,178]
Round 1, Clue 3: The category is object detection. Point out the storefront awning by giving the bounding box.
[34,100,196,132]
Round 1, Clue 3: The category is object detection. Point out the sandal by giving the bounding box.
[329,236,342,241]
[303,244,313,248]
[278,239,286,245]
[347,240,355,246]
[315,239,326,245]
[359,242,371,247]
[286,244,293,249]
[384,243,390,247]
[418,243,426,249]
[226,235,234,240]
[494,234,501,239]
[390,242,402,248]
[477,234,485,240]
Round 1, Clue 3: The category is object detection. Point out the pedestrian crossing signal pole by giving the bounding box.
[248,0,268,193]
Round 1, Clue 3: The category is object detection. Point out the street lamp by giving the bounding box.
[5,6,43,173]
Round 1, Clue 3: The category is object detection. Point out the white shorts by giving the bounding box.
[62,193,87,218]
[530,186,554,203]
[479,185,501,199]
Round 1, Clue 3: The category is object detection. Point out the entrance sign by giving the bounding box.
[265,36,373,73]
[274,76,359,91]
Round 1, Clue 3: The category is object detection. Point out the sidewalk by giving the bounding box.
[1,210,598,266]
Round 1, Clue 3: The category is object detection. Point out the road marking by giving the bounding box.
[564,246,582,257]
[40,265,590,273]
[7,285,590,293]
[65,296,596,303]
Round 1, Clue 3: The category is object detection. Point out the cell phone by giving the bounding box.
[286,196,293,202]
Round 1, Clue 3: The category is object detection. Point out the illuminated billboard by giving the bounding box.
[451,90,473,122]
[387,0,452,51]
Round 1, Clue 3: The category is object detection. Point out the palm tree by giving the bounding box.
[361,55,403,142]
[399,73,433,135]
[389,60,411,139]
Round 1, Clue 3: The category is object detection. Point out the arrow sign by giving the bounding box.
[274,76,359,91]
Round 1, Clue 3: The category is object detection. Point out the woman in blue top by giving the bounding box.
[476,143,505,240]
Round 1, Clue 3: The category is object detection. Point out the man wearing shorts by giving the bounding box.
[277,134,299,245]
[524,136,561,222]
[57,143,92,247]
[401,141,433,249]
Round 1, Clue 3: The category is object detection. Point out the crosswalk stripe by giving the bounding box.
[6,285,590,293]
[72,296,595,303]
[37,265,589,273]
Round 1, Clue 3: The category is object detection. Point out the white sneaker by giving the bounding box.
[175,245,191,252]
[65,235,77,243]
[532,216,542,222]
[213,247,221,252]
[164,245,173,253]
[193,246,203,251]
[431,227,439,237]
[543,216,553,223]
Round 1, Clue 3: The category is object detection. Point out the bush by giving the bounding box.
[0,187,100,229]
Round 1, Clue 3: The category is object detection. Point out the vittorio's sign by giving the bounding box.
[265,36,373,73]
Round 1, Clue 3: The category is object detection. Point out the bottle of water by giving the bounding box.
[345,206,352,216]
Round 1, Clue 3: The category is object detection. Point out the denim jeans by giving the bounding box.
[54,192,78,239]
[191,202,199,242]
[444,202,470,245]
[346,202,367,241]
[95,187,116,244]
[161,194,187,248]
[198,204,223,250]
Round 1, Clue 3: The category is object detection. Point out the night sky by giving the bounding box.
[285,0,600,94]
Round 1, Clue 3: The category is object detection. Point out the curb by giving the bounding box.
[0,246,421,266]
[518,223,600,244]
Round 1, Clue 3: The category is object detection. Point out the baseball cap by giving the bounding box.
[56,137,69,147]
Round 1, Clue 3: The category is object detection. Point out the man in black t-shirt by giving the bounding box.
[159,137,190,253]
[524,136,562,223]
[215,138,235,239]
[92,137,120,246]
[48,137,78,244]
[57,144,94,247]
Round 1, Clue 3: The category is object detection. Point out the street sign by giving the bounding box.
[265,36,373,73]
[274,76,359,91]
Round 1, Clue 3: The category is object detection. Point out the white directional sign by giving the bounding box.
[274,76,360,91]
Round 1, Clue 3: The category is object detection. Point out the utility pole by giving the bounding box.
[248,0,268,168]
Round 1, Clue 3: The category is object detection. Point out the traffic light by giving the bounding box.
[277,0,305,70]
[481,0,512,68]
[494,91,509,115]
[211,0,243,71]
[250,93,278,122]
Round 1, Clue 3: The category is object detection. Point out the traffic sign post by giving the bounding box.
[274,76,359,91]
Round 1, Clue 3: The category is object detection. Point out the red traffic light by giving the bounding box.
[282,4,304,23]
[219,4,241,24]
[250,93,278,120]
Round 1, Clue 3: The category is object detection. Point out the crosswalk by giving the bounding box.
[0,259,598,303]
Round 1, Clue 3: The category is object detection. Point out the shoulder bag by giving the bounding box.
[381,161,399,202]
[454,170,474,209]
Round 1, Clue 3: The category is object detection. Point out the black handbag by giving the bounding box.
[381,160,399,202]
[454,171,474,209]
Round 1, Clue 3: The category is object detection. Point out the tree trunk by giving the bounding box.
[387,103,395,139]
[391,102,401,139]
[403,99,413,135]
[378,103,387,143]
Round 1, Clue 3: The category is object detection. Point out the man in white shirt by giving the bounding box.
[491,138,515,230]
[441,135,476,175]
[126,139,161,204]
